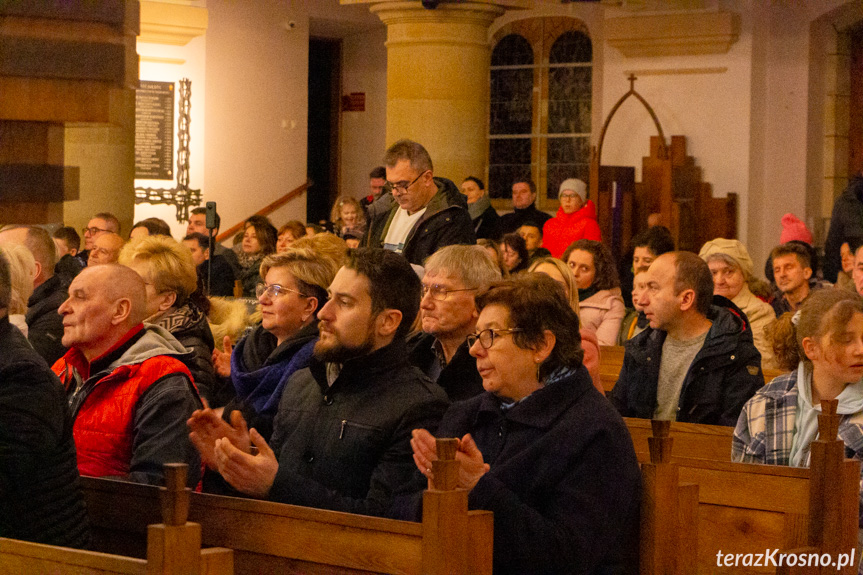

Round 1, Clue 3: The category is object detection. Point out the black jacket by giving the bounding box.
[499,203,552,235]
[399,366,640,575]
[474,204,502,241]
[364,177,476,266]
[407,332,484,402]
[198,254,236,298]
[609,299,763,426]
[154,302,218,404]
[0,316,91,548]
[267,339,449,516]
[26,274,68,365]
[824,175,863,282]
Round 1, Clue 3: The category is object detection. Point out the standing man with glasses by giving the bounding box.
[364,139,475,267]
[409,245,501,401]
[79,212,120,266]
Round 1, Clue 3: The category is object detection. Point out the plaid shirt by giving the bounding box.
[732,366,863,536]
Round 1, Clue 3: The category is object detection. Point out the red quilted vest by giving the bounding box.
[53,353,193,478]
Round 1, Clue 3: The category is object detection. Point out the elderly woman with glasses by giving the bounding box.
[405,274,640,574]
[189,249,338,491]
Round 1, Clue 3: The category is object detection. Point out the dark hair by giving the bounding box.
[383,139,433,173]
[245,216,278,255]
[771,241,812,270]
[93,212,121,234]
[0,250,10,310]
[848,237,863,258]
[183,232,209,250]
[191,206,220,231]
[305,223,325,235]
[768,289,863,371]
[53,226,81,251]
[671,252,714,316]
[632,226,675,257]
[518,221,543,238]
[502,233,529,271]
[563,239,619,291]
[278,220,307,241]
[463,176,485,190]
[132,217,172,237]
[369,166,386,180]
[345,248,421,339]
[475,274,584,381]
[512,177,536,196]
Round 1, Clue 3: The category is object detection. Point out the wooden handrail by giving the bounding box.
[215,180,311,243]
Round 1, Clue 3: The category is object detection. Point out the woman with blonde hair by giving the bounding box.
[0,243,36,337]
[119,236,218,403]
[528,256,602,394]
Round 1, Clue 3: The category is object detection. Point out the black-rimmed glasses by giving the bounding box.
[421,284,477,301]
[255,283,308,300]
[82,226,110,236]
[467,328,524,349]
[384,170,429,195]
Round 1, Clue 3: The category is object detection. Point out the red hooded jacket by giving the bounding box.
[542,200,602,258]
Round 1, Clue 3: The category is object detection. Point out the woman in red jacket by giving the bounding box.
[542,178,601,258]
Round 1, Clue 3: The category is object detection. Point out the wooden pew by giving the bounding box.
[640,401,860,574]
[600,344,789,393]
[0,464,233,575]
[626,417,734,463]
[82,442,493,575]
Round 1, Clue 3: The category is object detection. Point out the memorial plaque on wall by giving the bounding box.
[135,81,174,180]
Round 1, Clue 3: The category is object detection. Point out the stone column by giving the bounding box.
[364,1,523,184]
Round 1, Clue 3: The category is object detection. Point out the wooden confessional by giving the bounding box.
[590,76,737,260]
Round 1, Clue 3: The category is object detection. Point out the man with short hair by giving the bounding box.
[518,222,551,262]
[499,178,552,234]
[87,232,124,266]
[409,244,501,401]
[362,166,387,208]
[0,251,91,548]
[610,252,762,426]
[460,176,501,240]
[771,242,819,316]
[189,248,449,516]
[182,232,235,297]
[187,206,241,274]
[0,226,68,364]
[79,212,120,263]
[130,217,172,239]
[365,140,475,266]
[53,264,202,486]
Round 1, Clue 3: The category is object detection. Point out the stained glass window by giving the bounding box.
[488,20,593,208]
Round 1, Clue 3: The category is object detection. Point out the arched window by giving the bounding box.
[488,19,593,209]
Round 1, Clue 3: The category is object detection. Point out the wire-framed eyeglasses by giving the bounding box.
[255,283,308,300]
[421,284,477,301]
[467,328,524,349]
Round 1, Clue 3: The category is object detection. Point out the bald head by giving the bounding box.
[59,264,149,360]
[89,233,124,266]
[0,226,55,287]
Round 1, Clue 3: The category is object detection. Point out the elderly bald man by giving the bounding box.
[88,232,124,266]
[52,264,202,486]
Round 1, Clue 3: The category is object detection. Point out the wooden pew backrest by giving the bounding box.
[626,418,734,463]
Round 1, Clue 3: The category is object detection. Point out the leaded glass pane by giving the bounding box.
[548,67,591,134]
[488,138,531,199]
[546,136,590,199]
[490,68,533,135]
[549,30,592,64]
[491,34,534,67]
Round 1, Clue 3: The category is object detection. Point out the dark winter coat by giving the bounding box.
[25,273,68,365]
[609,299,763,426]
[364,177,476,266]
[154,301,218,404]
[267,339,449,516]
[407,332,484,402]
[0,316,91,549]
[499,203,552,235]
[824,175,863,282]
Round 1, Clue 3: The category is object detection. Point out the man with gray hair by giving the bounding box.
[409,244,501,401]
[364,139,475,266]
[52,264,202,486]
[0,251,91,548]
[0,225,67,364]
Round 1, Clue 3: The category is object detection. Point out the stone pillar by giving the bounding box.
[366,1,518,183]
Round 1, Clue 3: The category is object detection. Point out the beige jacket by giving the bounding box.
[579,287,626,347]
[732,286,776,370]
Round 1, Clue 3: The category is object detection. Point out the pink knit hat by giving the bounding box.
[779,213,813,245]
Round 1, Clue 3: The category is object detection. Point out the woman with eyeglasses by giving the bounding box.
[405,274,640,574]
[202,249,337,444]
[119,235,219,404]
[542,178,602,259]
